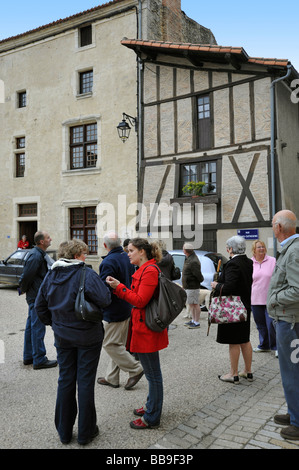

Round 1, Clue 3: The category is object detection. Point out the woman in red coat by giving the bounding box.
[106,238,168,429]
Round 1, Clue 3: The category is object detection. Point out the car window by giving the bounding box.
[171,254,185,271]
[6,251,26,266]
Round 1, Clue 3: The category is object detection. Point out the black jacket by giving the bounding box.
[99,246,135,322]
[35,262,111,346]
[214,255,253,310]
[19,246,49,304]
[158,250,177,280]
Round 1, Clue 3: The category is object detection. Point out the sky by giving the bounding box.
[0,0,298,71]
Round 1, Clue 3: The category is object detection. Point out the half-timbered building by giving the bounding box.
[122,39,299,254]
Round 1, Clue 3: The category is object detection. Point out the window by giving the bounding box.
[19,203,37,217]
[16,137,25,177]
[196,94,211,150]
[79,25,92,47]
[70,123,97,169]
[79,70,93,94]
[70,207,97,254]
[180,161,217,196]
[18,91,26,108]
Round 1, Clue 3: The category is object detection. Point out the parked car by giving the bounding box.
[0,249,57,286]
[168,250,227,291]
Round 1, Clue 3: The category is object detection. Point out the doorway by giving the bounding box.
[18,221,37,249]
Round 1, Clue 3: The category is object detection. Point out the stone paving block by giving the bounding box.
[248,439,282,449]
[211,438,243,449]
[270,438,299,449]
[177,424,204,440]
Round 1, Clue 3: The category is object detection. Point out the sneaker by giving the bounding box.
[129,417,159,429]
[184,320,193,327]
[274,413,291,425]
[280,425,299,440]
[133,406,146,416]
[188,322,200,329]
[253,347,271,352]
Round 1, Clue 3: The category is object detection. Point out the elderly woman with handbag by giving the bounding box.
[35,239,111,445]
[106,238,169,429]
[211,235,253,384]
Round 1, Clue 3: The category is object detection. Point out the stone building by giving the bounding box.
[0,0,216,264]
[121,39,299,255]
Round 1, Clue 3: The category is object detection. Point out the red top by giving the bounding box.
[17,240,29,249]
[115,259,169,353]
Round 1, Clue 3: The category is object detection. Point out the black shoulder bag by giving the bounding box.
[74,265,103,323]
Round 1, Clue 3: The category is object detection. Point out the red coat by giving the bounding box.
[115,259,169,353]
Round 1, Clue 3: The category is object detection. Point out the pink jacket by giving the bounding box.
[251,255,276,305]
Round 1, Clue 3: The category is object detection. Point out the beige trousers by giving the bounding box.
[103,317,143,385]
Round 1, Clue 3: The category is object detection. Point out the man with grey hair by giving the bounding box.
[267,210,299,440]
[97,231,144,389]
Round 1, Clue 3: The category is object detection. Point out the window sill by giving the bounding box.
[170,195,219,205]
[76,92,93,100]
[62,167,101,177]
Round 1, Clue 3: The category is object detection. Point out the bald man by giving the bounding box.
[267,210,299,440]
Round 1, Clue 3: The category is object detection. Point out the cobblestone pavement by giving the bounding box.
[1,286,298,451]
[150,357,299,450]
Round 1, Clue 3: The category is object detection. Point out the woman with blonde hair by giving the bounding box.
[251,240,276,353]
[106,238,169,429]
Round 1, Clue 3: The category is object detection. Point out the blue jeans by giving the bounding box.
[274,320,299,427]
[23,302,47,366]
[138,351,163,426]
[252,305,276,350]
[54,335,102,444]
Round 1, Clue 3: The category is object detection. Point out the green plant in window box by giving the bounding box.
[182,181,206,197]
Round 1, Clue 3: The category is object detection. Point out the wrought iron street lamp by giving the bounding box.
[117,113,137,143]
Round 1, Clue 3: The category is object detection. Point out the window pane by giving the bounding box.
[18,92,26,108]
[80,25,92,47]
[86,207,97,225]
[80,70,93,94]
[71,208,84,226]
[71,126,84,144]
[16,154,25,177]
[86,144,97,167]
[87,229,98,254]
[19,203,37,217]
[86,123,97,141]
[17,137,25,148]
[71,147,84,168]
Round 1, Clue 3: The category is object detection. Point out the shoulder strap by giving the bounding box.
[79,264,86,291]
[139,264,161,280]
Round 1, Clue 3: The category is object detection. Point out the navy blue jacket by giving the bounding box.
[35,262,111,346]
[19,246,49,304]
[99,246,135,322]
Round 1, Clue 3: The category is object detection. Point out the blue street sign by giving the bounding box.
[237,229,259,240]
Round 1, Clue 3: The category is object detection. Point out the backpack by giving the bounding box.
[141,265,187,332]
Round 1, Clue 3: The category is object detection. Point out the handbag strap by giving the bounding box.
[79,263,86,292]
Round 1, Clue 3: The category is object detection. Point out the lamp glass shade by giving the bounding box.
[117,120,131,142]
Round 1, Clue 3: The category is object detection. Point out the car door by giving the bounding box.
[0,251,27,285]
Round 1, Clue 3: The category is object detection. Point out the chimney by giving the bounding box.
[162,0,182,42]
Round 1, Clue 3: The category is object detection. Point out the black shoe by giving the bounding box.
[33,359,57,370]
[23,359,33,365]
[280,425,299,440]
[78,425,99,445]
[274,413,291,425]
